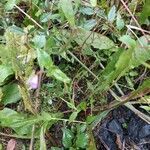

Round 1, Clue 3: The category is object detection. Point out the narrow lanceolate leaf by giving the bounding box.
[90,0,97,7]
[40,127,47,150]
[116,12,124,30]
[108,5,116,22]
[59,0,75,26]
[96,48,131,93]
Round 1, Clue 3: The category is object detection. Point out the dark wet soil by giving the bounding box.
[94,106,150,150]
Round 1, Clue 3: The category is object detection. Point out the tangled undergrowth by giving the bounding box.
[0,0,150,149]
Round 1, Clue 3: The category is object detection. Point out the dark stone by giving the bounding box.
[108,119,123,135]
[139,125,150,139]
[98,128,117,150]
[96,106,150,149]
[127,115,146,142]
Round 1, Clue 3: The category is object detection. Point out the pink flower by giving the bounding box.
[27,74,39,89]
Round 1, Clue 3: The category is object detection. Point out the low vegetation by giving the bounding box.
[0,0,150,149]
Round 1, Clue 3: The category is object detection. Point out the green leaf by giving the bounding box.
[131,35,150,67]
[140,0,150,24]
[49,67,70,83]
[0,108,62,136]
[77,124,87,134]
[40,127,47,150]
[37,49,70,83]
[0,108,30,135]
[119,35,136,48]
[72,28,115,50]
[116,12,124,30]
[90,0,97,7]
[91,110,110,129]
[62,128,74,148]
[0,88,3,101]
[59,0,75,26]
[76,133,88,148]
[5,0,17,10]
[8,25,25,35]
[37,49,53,69]
[40,13,60,22]
[115,49,132,72]
[40,12,52,23]
[51,147,63,150]
[33,35,46,48]
[108,5,116,22]
[82,19,97,30]
[0,65,14,86]
[140,106,150,111]
[69,111,78,123]
[80,7,94,15]
[1,83,21,105]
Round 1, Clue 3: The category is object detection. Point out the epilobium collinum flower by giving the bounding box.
[27,73,39,90]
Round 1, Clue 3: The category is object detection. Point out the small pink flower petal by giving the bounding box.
[27,74,39,89]
[7,139,16,150]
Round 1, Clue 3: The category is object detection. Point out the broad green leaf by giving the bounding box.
[140,0,150,24]
[40,12,52,23]
[0,108,62,135]
[37,49,70,83]
[62,128,74,148]
[90,0,97,7]
[8,25,25,35]
[59,0,75,26]
[82,19,97,30]
[115,49,132,72]
[5,0,17,10]
[40,127,47,150]
[0,65,14,86]
[37,49,53,69]
[0,108,30,135]
[49,67,70,83]
[1,83,21,105]
[73,28,115,50]
[69,111,78,123]
[33,35,46,48]
[108,5,116,22]
[131,35,150,67]
[40,13,60,22]
[76,133,88,148]
[116,12,124,30]
[79,7,94,15]
[76,124,87,133]
[119,35,136,48]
